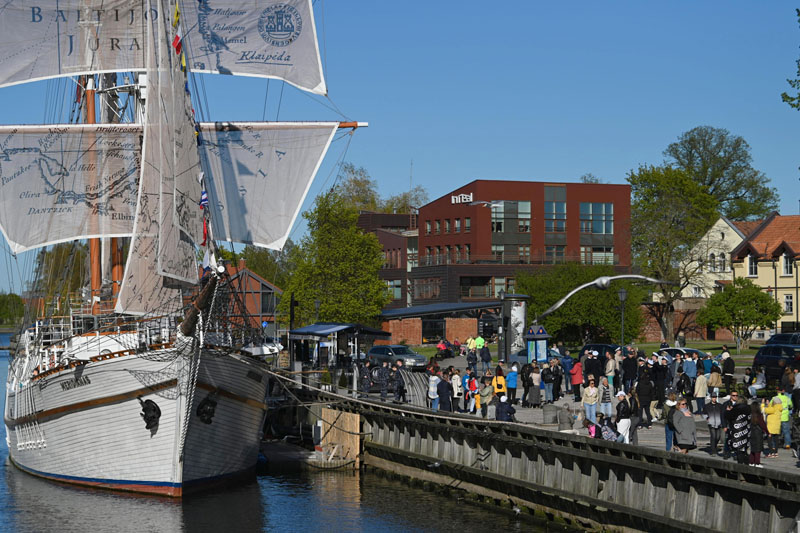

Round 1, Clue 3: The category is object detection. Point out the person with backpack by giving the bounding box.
[496,395,516,422]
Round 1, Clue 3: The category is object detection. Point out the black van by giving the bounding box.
[752,344,800,380]
[766,333,800,346]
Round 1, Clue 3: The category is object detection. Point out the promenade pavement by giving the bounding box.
[435,353,800,473]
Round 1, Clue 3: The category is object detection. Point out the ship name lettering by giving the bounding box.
[213,8,246,16]
[26,206,73,215]
[31,8,153,25]
[238,51,291,64]
[60,376,91,391]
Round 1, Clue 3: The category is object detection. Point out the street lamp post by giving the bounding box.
[617,288,627,345]
[498,289,505,361]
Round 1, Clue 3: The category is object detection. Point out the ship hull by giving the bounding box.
[4,348,269,497]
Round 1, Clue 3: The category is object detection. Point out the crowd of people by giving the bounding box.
[356,338,800,468]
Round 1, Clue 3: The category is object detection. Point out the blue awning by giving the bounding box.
[288,322,390,340]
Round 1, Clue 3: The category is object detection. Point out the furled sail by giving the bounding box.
[117,0,193,315]
[199,122,337,250]
[0,124,140,254]
[0,0,326,95]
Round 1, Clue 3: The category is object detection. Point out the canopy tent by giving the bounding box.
[288,322,390,341]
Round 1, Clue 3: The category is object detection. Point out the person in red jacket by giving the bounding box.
[570,360,583,402]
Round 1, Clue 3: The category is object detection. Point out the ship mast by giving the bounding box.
[84,76,102,315]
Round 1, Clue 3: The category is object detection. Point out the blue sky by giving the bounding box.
[1,1,799,293]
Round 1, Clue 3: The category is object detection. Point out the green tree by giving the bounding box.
[579,173,602,184]
[696,277,782,350]
[515,263,646,345]
[380,185,429,213]
[0,292,24,326]
[32,243,88,302]
[628,165,719,343]
[663,126,779,220]
[782,9,800,111]
[335,163,380,212]
[240,239,300,290]
[276,189,389,326]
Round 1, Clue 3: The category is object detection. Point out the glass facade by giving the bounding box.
[544,201,566,232]
[579,202,614,234]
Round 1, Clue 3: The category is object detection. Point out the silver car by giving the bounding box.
[367,345,428,370]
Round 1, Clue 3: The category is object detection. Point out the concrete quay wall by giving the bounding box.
[313,393,800,533]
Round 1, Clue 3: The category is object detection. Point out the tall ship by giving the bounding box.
[1,0,358,496]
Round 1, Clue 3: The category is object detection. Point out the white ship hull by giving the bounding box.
[4,345,269,497]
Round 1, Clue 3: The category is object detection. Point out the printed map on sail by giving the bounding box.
[0,126,140,253]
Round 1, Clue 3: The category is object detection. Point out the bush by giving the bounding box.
[320,369,332,385]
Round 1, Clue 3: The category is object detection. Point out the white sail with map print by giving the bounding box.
[199,122,337,249]
[0,0,325,95]
[0,124,140,254]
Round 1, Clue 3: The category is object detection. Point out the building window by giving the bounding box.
[518,201,531,233]
[464,244,471,262]
[454,245,461,263]
[709,253,716,272]
[491,202,504,233]
[519,245,530,264]
[545,245,565,264]
[748,255,758,276]
[425,247,432,266]
[435,220,441,234]
[454,218,461,233]
[544,201,566,232]
[492,245,504,262]
[261,290,276,314]
[718,255,726,272]
[581,246,614,265]
[387,280,402,300]
[697,259,703,273]
[445,245,451,264]
[414,278,441,300]
[425,220,431,235]
[579,202,614,234]
[494,277,507,297]
[784,253,794,276]
[464,218,471,233]
[445,219,451,233]
[786,294,794,314]
[692,286,702,298]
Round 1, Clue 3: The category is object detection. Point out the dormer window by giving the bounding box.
[784,253,794,276]
[748,254,758,276]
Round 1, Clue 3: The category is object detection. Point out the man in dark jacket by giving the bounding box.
[615,390,632,443]
[584,351,603,386]
[636,370,655,428]
[622,352,638,393]
[377,361,391,401]
[466,349,478,373]
[480,345,492,375]
[437,373,453,411]
[722,347,736,396]
[393,360,407,403]
[703,392,725,455]
[496,395,516,422]
[359,361,372,397]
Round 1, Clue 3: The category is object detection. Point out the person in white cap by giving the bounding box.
[496,395,516,422]
[615,390,632,443]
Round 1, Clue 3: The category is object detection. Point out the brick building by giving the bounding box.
[412,180,632,305]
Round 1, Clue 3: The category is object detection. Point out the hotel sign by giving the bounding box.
[451,192,473,204]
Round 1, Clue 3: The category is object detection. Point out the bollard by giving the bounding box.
[557,407,574,431]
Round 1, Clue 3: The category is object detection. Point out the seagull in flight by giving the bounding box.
[469,200,504,208]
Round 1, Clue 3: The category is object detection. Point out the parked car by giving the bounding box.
[752,344,800,380]
[578,343,621,359]
[656,347,708,365]
[367,345,428,371]
[766,333,800,346]
[506,347,562,366]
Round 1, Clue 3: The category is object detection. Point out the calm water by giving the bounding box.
[0,332,547,533]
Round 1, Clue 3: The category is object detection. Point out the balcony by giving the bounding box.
[418,252,620,267]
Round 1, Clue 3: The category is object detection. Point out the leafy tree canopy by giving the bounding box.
[627,165,719,342]
[32,243,88,301]
[335,162,428,214]
[579,173,602,184]
[276,189,390,326]
[335,163,381,212]
[695,277,782,350]
[515,263,646,346]
[782,9,800,112]
[0,292,23,326]
[663,125,779,220]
